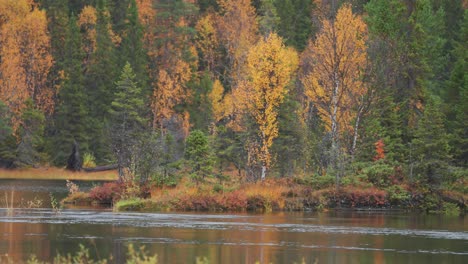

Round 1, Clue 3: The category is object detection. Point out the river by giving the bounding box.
[0,180,466,263]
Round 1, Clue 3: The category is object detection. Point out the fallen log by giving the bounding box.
[83,164,118,172]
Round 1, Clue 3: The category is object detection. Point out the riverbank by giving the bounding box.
[0,168,118,181]
[62,177,467,215]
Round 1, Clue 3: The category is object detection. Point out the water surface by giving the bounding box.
[0,180,466,263]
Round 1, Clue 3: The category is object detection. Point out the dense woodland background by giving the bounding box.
[0,0,466,191]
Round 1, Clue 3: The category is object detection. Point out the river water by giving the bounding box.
[0,180,466,263]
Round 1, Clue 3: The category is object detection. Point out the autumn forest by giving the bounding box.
[0,0,467,212]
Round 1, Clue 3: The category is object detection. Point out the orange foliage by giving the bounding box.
[151,59,192,130]
[78,5,97,66]
[0,0,54,131]
[374,139,385,161]
[216,0,259,86]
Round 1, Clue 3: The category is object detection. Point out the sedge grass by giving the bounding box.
[0,167,117,181]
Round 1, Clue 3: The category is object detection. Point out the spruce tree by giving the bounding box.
[84,0,119,162]
[110,62,147,178]
[53,15,89,166]
[119,0,149,89]
[446,9,468,166]
[411,98,450,188]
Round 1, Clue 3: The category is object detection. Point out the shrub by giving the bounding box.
[360,161,396,187]
[89,182,123,203]
[82,153,96,168]
[385,185,410,206]
[331,187,388,208]
[303,174,335,190]
[218,191,248,211]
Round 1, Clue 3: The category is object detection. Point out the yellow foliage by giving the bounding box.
[78,5,97,58]
[245,33,299,169]
[195,12,220,72]
[301,4,368,137]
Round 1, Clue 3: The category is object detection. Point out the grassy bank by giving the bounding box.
[0,168,118,181]
[60,176,466,215]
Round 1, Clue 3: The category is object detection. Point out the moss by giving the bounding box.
[114,198,146,211]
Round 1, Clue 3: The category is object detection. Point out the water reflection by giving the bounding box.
[0,209,467,263]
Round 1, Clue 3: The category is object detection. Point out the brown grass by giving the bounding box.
[0,167,118,181]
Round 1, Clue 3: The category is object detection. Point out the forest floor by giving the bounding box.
[0,167,118,181]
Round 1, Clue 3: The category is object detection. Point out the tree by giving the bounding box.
[151,59,192,132]
[119,0,148,86]
[216,0,259,88]
[246,33,298,180]
[82,1,120,162]
[110,62,148,179]
[445,9,468,166]
[16,100,46,167]
[301,4,368,172]
[53,15,89,166]
[0,0,54,131]
[185,130,214,183]
[411,98,450,188]
[274,0,314,51]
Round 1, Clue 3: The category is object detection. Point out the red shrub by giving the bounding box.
[333,187,388,208]
[89,182,123,203]
[217,191,248,211]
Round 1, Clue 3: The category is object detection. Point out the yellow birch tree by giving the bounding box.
[246,33,298,180]
[301,4,368,166]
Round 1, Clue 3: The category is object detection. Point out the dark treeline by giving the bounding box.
[0,0,466,194]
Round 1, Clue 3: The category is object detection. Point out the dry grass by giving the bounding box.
[0,167,118,181]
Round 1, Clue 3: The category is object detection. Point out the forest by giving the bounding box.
[0,0,466,212]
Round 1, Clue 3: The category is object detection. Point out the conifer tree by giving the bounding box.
[411,98,450,188]
[110,62,147,178]
[119,0,149,88]
[53,15,89,165]
[84,0,119,162]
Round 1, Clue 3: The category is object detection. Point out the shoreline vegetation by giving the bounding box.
[55,167,466,215]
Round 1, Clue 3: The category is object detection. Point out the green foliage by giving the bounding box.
[126,244,158,264]
[359,161,396,188]
[411,98,451,188]
[185,130,214,182]
[114,198,146,211]
[274,0,314,50]
[16,101,46,167]
[110,62,148,179]
[84,2,119,163]
[119,0,149,88]
[53,15,89,166]
[385,185,410,205]
[299,174,335,190]
[82,152,96,168]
